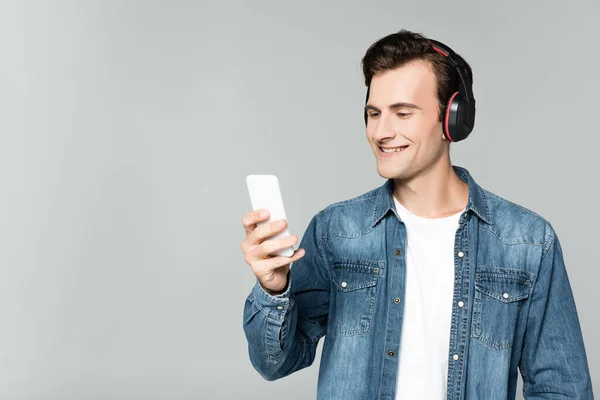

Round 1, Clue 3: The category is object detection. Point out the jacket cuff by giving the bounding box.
[250,272,293,318]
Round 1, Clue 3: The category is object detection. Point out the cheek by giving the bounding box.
[365,127,376,141]
[401,120,440,150]
[393,119,421,141]
[413,117,441,139]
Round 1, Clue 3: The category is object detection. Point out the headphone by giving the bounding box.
[363,38,476,143]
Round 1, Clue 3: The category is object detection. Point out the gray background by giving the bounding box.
[0,0,597,399]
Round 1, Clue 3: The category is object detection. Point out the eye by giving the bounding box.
[397,112,412,118]
[367,112,380,119]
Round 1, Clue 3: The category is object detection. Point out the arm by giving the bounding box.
[519,223,594,399]
[242,211,330,381]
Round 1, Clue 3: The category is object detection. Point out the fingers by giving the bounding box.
[240,209,306,293]
[242,209,270,236]
[240,210,268,253]
[248,218,288,245]
[240,209,295,265]
[241,208,289,245]
[245,234,298,263]
[251,247,306,275]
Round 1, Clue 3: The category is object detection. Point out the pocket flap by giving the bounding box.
[332,259,379,292]
[475,266,530,303]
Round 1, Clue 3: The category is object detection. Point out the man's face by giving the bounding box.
[365,61,448,181]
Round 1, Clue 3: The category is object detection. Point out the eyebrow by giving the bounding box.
[364,102,422,112]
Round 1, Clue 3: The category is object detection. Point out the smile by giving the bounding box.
[379,145,409,156]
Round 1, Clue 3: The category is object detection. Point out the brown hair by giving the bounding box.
[361,29,473,122]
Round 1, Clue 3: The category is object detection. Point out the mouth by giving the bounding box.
[378,145,409,157]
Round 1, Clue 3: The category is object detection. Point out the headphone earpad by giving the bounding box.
[445,92,473,142]
[443,92,460,142]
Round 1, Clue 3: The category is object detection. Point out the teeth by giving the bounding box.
[381,146,407,153]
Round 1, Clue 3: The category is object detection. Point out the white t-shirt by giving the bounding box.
[393,195,465,399]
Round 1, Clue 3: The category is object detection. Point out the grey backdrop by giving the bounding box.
[0,0,597,399]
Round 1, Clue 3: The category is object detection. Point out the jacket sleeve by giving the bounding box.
[519,223,594,399]
[242,210,330,381]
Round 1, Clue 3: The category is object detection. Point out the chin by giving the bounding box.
[373,147,414,180]
[376,164,409,180]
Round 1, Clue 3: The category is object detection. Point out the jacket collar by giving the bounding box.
[372,165,492,227]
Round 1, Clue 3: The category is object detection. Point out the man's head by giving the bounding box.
[361,29,473,181]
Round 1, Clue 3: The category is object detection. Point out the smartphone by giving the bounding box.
[246,174,294,257]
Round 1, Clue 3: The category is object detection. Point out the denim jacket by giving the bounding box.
[242,165,594,399]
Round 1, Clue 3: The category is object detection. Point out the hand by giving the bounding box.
[240,209,306,294]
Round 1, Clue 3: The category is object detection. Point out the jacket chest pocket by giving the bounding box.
[471,266,531,350]
[331,259,380,336]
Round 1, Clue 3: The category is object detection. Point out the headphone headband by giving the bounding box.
[427,39,474,102]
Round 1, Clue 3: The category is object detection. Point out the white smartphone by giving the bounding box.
[246,174,294,257]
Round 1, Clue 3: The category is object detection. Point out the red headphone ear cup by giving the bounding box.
[442,103,451,140]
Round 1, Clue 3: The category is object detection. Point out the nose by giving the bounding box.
[371,112,395,142]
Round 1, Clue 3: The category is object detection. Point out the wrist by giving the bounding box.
[263,271,290,296]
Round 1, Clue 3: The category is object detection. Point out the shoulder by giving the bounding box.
[312,184,382,239]
[481,188,555,253]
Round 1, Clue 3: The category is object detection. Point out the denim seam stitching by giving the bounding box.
[479,225,545,247]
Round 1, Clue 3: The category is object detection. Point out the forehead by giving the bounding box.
[369,61,437,104]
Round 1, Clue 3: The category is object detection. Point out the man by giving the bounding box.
[240,29,594,399]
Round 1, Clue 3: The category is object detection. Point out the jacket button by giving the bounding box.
[393,297,401,304]
[453,354,459,360]
[458,301,464,308]
[341,281,347,288]
[458,251,464,257]
[395,249,402,256]
[503,292,509,299]
[388,351,395,357]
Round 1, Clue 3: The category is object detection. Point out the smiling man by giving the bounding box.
[240,29,594,399]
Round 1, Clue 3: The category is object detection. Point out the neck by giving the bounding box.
[392,160,469,219]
